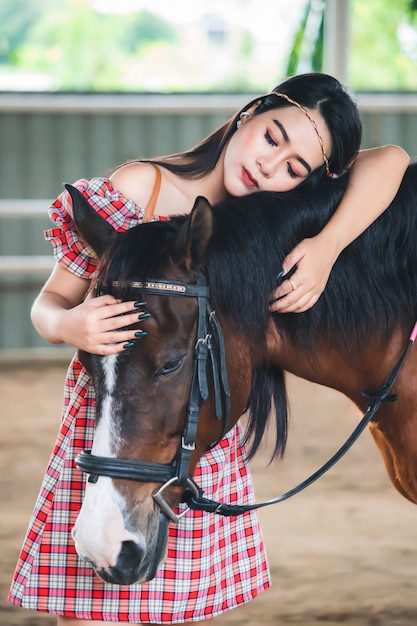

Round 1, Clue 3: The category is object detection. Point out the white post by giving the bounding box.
[323,0,349,84]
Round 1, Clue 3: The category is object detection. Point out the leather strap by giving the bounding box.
[143,164,162,223]
[76,450,175,484]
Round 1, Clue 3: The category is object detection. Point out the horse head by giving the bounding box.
[68,185,254,584]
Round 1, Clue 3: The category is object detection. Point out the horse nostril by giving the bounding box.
[117,540,145,570]
[95,540,146,585]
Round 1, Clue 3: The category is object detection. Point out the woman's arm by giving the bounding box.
[31,263,143,354]
[271,144,410,313]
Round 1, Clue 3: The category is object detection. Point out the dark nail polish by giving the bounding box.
[134,331,148,338]
[276,268,284,280]
[134,301,147,307]
[123,341,135,349]
[138,312,151,320]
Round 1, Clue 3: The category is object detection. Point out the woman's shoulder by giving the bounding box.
[49,172,150,236]
[110,161,159,209]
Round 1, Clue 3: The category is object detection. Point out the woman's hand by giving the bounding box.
[270,236,337,313]
[31,264,148,355]
[270,146,410,314]
[57,294,148,355]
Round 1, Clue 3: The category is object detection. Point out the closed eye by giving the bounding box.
[265,130,278,147]
[287,163,300,179]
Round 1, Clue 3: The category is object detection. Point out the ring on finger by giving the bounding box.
[289,278,297,291]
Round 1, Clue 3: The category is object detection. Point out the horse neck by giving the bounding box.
[268,323,409,413]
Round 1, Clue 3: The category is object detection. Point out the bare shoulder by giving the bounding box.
[110,161,159,207]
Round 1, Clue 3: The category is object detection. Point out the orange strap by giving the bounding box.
[142,164,162,223]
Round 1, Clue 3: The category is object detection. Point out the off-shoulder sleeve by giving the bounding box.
[45,177,150,279]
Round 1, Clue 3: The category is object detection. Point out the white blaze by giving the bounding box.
[73,353,141,568]
[92,353,119,456]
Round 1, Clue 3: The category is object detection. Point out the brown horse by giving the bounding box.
[69,163,417,585]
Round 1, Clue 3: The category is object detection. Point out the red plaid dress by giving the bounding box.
[8,178,271,623]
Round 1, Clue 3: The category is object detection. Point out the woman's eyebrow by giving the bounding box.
[273,118,312,175]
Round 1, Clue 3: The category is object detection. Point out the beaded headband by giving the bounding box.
[268,92,331,176]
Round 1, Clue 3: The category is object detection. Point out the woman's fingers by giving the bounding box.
[86,331,147,356]
[87,295,141,317]
[272,237,333,313]
[87,299,149,348]
[270,290,318,313]
[60,296,149,353]
[269,269,318,313]
[85,296,147,327]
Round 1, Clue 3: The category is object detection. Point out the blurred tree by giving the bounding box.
[0,0,56,63]
[3,0,417,92]
[12,0,179,90]
[16,1,127,90]
[120,9,178,54]
[286,0,417,90]
[350,0,417,90]
[286,0,325,76]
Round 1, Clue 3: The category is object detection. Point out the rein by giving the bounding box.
[76,276,417,522]
[185,320,417,516]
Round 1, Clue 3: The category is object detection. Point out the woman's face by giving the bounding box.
[223,104,332,195]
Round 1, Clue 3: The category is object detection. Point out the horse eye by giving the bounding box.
[158,358,183,376]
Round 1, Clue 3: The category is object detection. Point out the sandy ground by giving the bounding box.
[1,361,416,626]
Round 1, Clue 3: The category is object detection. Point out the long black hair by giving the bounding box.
[141,73,362,186]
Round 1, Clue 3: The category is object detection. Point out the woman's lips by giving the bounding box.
[241,167,259,189]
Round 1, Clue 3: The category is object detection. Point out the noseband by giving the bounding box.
[76,274,231,523]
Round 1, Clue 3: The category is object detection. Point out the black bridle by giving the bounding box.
[76,275,417,523]
[76,274,232,523]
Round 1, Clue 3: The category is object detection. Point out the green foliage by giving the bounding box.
[349,0,417,90]
[122,10,178,54]
[286,0,417,91]
[16,3,125,90]
[286,0,325,76]
[286,3,310,76]
[0,0,56,63]
[0,0,264,93]
[239,29,254,59]
[2,0,179,91]
[312,11,324,72]
[4,0,417,92]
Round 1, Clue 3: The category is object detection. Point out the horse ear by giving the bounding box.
[180,196,214,271]
[64,184,116,258]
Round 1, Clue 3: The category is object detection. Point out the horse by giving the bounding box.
[68,162,417,585]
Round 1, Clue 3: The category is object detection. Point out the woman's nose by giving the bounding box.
[257,157,276,178]
[256,158,267,177]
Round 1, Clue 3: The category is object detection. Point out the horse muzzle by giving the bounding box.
[72,476,171,584]
[85,513,170,585]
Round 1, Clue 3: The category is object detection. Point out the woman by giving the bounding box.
[9,73,408,625]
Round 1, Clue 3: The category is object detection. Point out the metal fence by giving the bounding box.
[1,92,417,353]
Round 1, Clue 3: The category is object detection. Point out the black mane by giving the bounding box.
[100,161,417,355]
[206,162,417,355]
[95,161,417,461]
